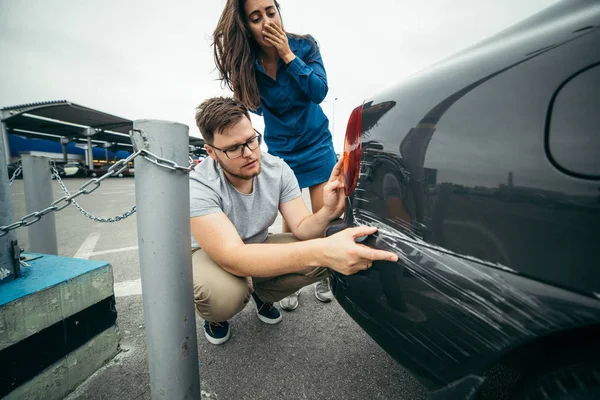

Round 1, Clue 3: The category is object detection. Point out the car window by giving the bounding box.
[547,64,600,178]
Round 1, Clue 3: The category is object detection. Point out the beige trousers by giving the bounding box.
[192,233,329,322]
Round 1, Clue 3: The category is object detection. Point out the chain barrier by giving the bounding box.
[52,166,137,223]
[1,145,195,238]
[139,148,196,173]
[8,161,22,186]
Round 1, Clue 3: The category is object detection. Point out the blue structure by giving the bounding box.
[8,134,131,161]
[0,253,119,400]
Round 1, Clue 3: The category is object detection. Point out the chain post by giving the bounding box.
[22,155,58,255]
[0,134,19,281]
[131,120,200,399]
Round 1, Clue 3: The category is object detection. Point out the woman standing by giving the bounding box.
[212,0,337,310]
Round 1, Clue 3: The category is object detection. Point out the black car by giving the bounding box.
[328,1,600,399]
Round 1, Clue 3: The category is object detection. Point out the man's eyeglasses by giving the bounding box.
[207,131,262,159]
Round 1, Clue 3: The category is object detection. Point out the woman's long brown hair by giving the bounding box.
[212,0,315,110]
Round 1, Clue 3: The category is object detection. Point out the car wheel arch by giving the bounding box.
[476,323,600,399]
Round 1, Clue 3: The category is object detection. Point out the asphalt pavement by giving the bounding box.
[9,176,428,400]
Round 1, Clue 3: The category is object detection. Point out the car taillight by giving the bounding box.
[343,105,363,196]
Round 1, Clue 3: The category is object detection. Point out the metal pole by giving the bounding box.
[21,155,58,255]
[0,133,18,281]
[132,120,200,400]
[61,137,69,162]
[1,119,10,166]
[87,137,93,169]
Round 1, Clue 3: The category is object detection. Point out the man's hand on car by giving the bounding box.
[322,226,398,275]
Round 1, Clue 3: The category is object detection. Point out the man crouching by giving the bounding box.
[190,96,398,344]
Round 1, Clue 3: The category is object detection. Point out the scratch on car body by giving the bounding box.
[353,209,600,359]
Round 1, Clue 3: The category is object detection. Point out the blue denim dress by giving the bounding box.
[253,35,337,189]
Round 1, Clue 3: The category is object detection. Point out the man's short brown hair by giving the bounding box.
[195,97,250,144]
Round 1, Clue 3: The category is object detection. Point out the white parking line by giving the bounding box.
[96,191,135,195]
[114,279,142,297]
[73,232,100,259]
[90,246,138,257]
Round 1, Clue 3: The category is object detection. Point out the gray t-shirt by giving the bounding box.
[189,152,301,248]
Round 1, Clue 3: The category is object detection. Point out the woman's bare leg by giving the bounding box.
[308,182,326,214]
[279,186,306,309]
[308,182,334,302]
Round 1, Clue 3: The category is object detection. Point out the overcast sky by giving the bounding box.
[0,0,558,151]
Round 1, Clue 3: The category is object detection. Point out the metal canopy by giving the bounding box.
[7,114,83,138]
[1,100,206,164]
[6,114,133,144]
[2,100,132,134]
[1,101,133,166]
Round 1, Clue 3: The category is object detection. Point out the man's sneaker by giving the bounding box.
[279,290,300,311]
[252,292,282,324]
[314,277,334,302]
[203,320,230,345]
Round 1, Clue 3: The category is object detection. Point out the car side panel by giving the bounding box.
[331,236,600,391]
[359,27,600,296]
[331,3,600,393]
